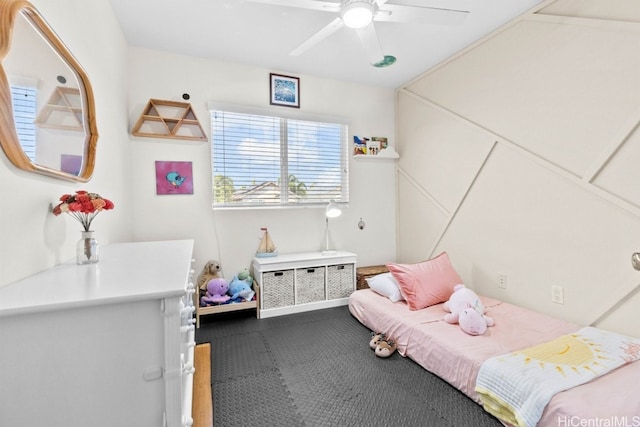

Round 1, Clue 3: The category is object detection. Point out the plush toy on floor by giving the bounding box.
[200,278,230,306]
[370,331,397,358]
[443,284,495,336]
[375,339,397,358]
[197,260,223,291]
[370,332,386,349]
[228,269,255,302]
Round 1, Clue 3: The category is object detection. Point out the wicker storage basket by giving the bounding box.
[295,267,326,304]
[262,270,294,309]
[326,264,354,299]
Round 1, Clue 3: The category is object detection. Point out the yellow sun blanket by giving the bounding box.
[475,326,640,427]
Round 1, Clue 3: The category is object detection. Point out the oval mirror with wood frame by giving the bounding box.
[0,0,97,181]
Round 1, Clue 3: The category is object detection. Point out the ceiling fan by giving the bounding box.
[244,0,471,67]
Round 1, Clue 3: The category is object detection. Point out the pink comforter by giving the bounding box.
[349,289,640,426]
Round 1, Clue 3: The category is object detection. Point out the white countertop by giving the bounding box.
[0,240,194,317]
[252,250,356,270]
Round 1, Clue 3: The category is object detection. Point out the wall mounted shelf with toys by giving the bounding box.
[353,136,399,159]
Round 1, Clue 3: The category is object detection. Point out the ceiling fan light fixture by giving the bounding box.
[341,1,375,29]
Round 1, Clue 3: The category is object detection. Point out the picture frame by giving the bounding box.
[155,161,194,195]
[270,73,300,108]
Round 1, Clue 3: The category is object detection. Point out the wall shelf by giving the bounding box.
[132,98,207,141]
[354,152,399,160]
[35,86,83,131]
[353,146,399,160]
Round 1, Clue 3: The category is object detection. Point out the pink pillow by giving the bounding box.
[386,252,462,310]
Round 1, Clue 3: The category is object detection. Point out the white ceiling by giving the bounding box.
[108,0,545,89]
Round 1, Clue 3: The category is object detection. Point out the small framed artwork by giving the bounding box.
[155,161,194,195]
[270,73,300,108]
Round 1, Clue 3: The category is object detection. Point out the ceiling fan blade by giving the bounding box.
[375,3,469,25]
[290,17,344,56]
[378,0,471,12]
[242,0,340,13]
[354,23,385,66]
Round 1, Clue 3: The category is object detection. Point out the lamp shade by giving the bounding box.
[341,1,375,29]
[325,200,342,218]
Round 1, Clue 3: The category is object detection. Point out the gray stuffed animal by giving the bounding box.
[197,260,223,291]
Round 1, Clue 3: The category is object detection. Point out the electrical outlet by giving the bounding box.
[551,285,564,304]
[498,274,507,290]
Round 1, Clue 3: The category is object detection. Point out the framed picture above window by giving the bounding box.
[270,73,300,108]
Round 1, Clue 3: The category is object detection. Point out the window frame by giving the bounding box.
[209,103,350,210]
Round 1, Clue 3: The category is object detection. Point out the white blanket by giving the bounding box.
[475,326,640,427]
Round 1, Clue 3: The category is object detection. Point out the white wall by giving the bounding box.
[396,1,640,338]
[0,0,131,287]
[126,48,397,278]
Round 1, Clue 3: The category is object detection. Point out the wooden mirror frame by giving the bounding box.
[0,0,97,181]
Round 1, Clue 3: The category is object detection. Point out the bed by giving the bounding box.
[349,254,640,427]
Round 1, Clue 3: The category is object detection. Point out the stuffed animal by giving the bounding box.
[227,272,255,302]
[197,260,223,291]
[443,284,494,336]
[200,278,230,306]
[458,306,492,336]
[237,268,253,284]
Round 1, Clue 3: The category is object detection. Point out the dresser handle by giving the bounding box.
[180,325,194,334]
[181,305,195,315]
[182,362,195,375]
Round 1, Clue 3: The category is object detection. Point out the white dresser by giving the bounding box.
[252,251,357,318]
[0,240,196,427]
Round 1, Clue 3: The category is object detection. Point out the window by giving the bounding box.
[10,85,37,162]
[211,107,349,208]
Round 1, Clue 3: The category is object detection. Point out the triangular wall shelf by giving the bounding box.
[35,86,83,131]
[132,99,207,141]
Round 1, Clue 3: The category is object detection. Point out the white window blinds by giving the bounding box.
[10,85,36,162]
[211,108,349,208]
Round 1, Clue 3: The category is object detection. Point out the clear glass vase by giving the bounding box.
[76,230,98,264]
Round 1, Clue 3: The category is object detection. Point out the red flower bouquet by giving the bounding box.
[52,190,115,231]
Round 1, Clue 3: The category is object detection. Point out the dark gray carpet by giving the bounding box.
[195,306,502,427]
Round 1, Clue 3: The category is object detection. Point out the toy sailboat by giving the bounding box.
[256,227,278,258]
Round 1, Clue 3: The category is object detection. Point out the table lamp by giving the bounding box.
[323,200,342,255]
